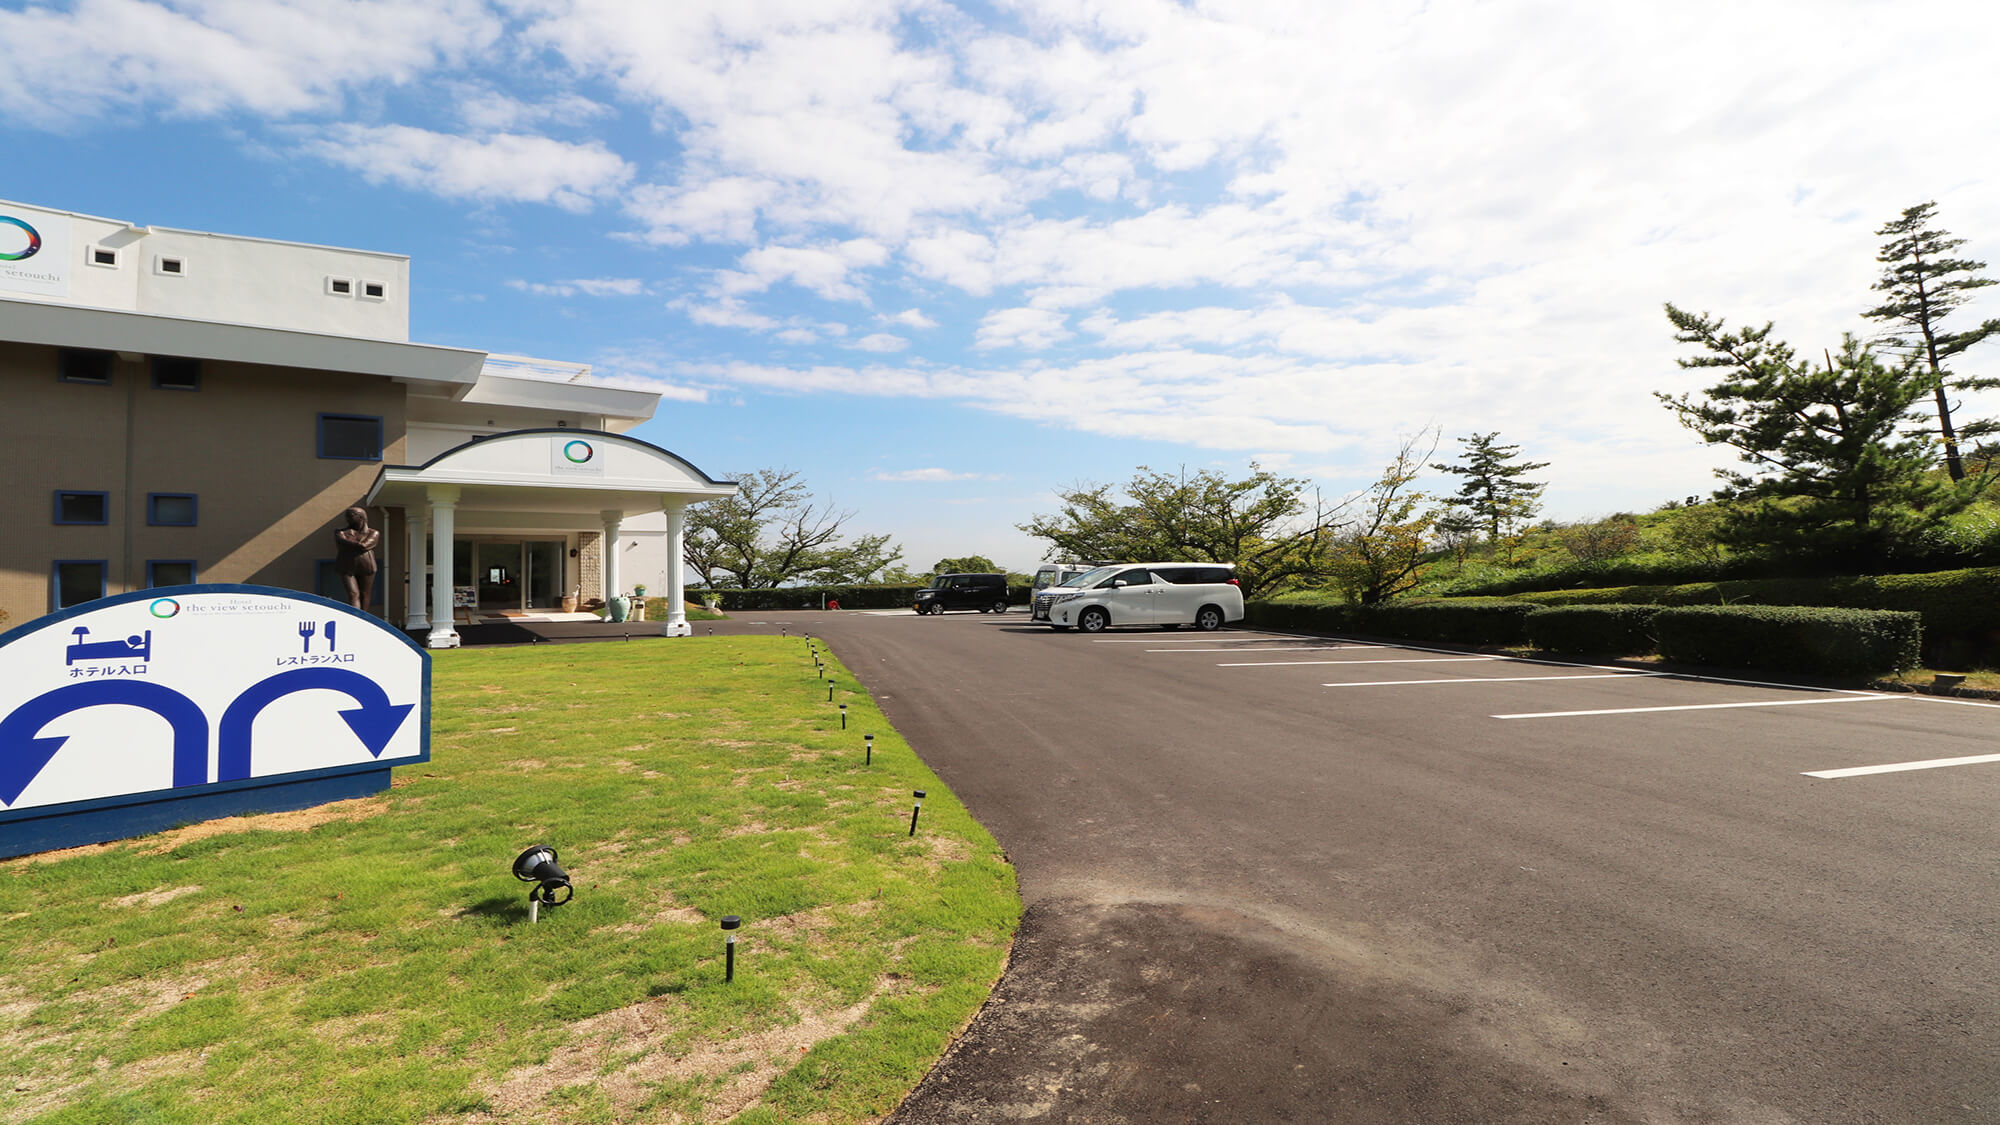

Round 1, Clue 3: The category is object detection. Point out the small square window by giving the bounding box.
[327,276,354,297]
[361,280,386,300]
[147,560,197,588]
[318,413,383,461]
[58,348,113,384]
[89,247,119,268]
[151,355,201,391]
[54,490,110,525]
[148,493,198,526]
[155,255,185,276]
[53,560,107,610]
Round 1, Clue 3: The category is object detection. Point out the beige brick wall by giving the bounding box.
[576,531,602,603]
[0,343,406,627]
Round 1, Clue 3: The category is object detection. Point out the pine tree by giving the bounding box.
[1656,304,1968,564]
[1430,432,1549,551]
[1864,201,2000,481]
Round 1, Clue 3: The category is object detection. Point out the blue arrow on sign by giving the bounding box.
[218,668,416,782]
[0,681,210,806]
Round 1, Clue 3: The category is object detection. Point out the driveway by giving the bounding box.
[715,610,2000,1123]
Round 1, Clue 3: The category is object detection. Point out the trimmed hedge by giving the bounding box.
[1244,596,1534,646]
[1653,605,1921,677]
[694,584,1031,611]
[1523,605,1663,655]
[1489,566,2000,666]
[1355,600,1535,645]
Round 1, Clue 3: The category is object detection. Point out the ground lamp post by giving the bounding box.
[722,915,742,982]
[909,790,926,836]
[865,733,873,764]
[513,845,573,923]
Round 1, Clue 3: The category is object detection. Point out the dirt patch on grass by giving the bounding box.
[111,885,203,909]
[475,990,879,1123]
[3,798,390,866]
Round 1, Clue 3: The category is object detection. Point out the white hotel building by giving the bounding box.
[0,199,735,647]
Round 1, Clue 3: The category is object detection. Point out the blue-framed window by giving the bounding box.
[54,490,110,525]
[147,493,198,526]
[53,560,107,610]
[315,559,383,606]
[58,348,113,385]
[151,355,201,391]
[146,560,198,588]
[317,413,383,461]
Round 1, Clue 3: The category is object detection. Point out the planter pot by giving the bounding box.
[561,596,579,613]
[607,596,630,623]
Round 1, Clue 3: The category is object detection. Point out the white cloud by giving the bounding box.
[0,0,500,126]
[852,333,909,352]
[716,239,889,303]
[883,308,938,329]
[975,307,1071,351]
[871,468,1002,482]
[508,277,648,298]
[300,125,633,211]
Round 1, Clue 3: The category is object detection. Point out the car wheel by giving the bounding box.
[1078,607,1109,633]
[1194,605,1224,631]
[991,599,1008,614]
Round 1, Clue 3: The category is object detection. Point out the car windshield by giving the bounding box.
[1058,566,1117,589]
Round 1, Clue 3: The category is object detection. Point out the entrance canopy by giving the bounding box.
[364,429,736,647]
[366,428,737,517]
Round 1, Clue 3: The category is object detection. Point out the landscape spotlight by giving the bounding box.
[513,844,573,921]
[840,703,848,728]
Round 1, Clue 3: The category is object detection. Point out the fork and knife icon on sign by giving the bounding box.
[297,620,339,653]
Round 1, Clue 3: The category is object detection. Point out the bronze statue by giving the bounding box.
[334,506,382,610]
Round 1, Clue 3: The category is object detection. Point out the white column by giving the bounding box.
[405,507,430,630]
[427,486,461,649]
[663,498,690,637]
[601,509,625,605]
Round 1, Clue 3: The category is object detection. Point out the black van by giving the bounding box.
[914,573,1010,615]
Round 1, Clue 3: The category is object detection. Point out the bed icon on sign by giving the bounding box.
[66,628,152,666]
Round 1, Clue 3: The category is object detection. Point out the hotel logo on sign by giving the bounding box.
[550,436,605,476]
[0,204,69,298]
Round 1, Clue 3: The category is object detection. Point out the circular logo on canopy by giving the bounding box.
[563,440,595,464]
[149,598,182,618]
[0,215,42,262]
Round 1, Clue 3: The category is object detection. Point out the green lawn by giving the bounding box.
[0,637,1018,1124]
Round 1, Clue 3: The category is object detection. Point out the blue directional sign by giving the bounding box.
[0,585,430,858]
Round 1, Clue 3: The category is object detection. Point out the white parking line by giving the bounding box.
[1220,656,1497,667]
[1495,695,1895,720]
[1804,752,2000,779]
[1092,637,1343,644]
[1148,646,1377,654]
[1324,673,1652,688]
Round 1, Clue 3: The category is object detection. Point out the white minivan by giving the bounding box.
[1032,563,1245,632]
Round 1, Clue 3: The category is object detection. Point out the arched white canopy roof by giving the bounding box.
[365,429,737,517]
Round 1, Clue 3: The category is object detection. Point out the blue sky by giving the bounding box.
[7,0,2000,575]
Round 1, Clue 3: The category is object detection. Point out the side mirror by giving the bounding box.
[1112,579,1129,588]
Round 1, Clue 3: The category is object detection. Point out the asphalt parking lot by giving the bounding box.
[713,609,2000,1123]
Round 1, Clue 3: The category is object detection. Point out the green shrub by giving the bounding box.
[1352,599,1535,645]
[1244,593,1355,634]
[1524,605,1663,655]
[1653,605,1921,677]
[1471,566,2000,665]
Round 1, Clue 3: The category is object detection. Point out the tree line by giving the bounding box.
[680,201,1996,600]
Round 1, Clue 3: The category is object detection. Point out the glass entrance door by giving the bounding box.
[524,541,564,610]
[477,542,521,610]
